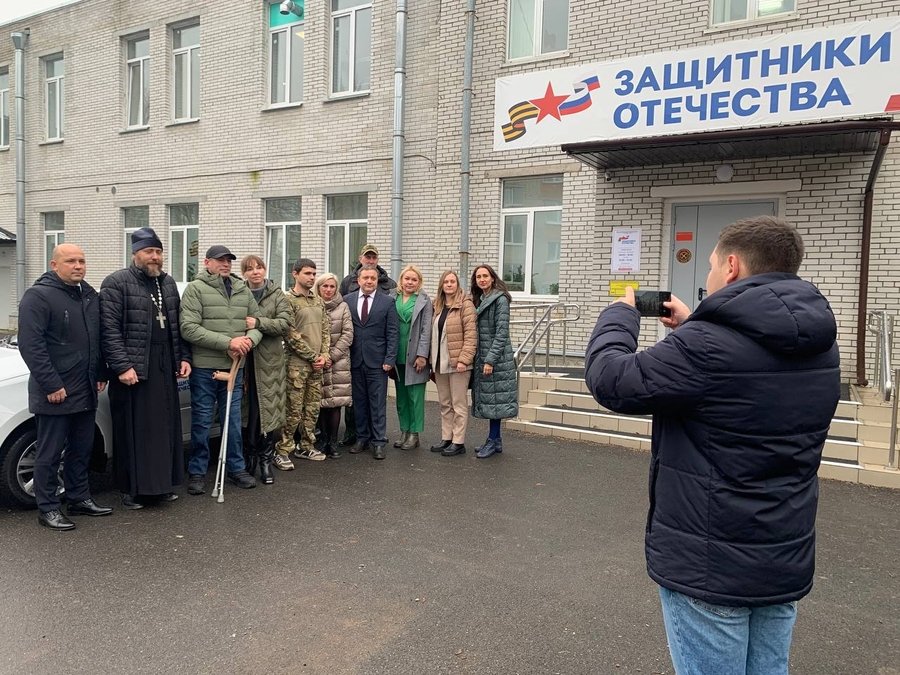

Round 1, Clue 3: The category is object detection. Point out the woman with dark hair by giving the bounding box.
[470,264,518,458]
[240,255,292,484]
[430,270,476,456]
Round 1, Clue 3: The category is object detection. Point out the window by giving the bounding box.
[45,55,65,140]
[0,69,9,148]
[172,23,200,121]
[123,206,150,265]
[43,212,65,270]
[265,198,302,289]
[169,204,199,282]
[507,0,569,61]
[126,35,150,128]
[500,176,562,296]
[711,0,795,25]
[269,2,304,106]
[326,194,367,278]
[331,0,371,96]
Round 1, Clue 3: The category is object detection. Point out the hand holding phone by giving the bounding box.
[634,291,672,318]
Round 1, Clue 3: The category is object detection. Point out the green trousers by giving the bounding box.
[395,365,426,433]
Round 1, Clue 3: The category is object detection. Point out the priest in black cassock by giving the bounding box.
[100,227,192,509]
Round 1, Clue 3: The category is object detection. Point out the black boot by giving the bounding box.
[323,442,342,459]
[259,440,275,485]
[242,430,260,477]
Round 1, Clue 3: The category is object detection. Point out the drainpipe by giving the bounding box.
[12,29,29,305]
[389,0,408,282]
[459,0,475,281]
[856,128,893,386]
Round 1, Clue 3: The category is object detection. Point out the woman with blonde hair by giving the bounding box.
[314,272,354,459]
[430,270,476,456]
[392,265,432,450]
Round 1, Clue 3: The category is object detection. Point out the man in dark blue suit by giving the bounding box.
[346,265,399,460]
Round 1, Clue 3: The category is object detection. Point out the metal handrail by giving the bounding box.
[890,367,899,468]
[511,302,582,375]
[866,311,894,402]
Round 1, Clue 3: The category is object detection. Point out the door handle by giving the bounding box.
[698,287,707,301]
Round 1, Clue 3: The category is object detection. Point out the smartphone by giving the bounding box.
[634,290,672,318]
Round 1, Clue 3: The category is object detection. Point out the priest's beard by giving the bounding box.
[136,262,162,277]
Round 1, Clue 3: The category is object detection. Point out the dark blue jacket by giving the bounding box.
[346,289,399,370]
[19,272,106,416]
[585,273,840,607]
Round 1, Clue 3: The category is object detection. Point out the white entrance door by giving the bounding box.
[670,201,777,313]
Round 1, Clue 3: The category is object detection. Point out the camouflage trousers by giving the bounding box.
[276,362,323,456]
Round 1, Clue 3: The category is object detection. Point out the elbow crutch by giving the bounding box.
[210,353,245,503]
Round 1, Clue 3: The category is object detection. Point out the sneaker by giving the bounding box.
[226,470,257,489]
[273,454,295,471]
[187,474,206,495]
[294,447,327,461]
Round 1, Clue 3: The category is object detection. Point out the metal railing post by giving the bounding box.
[890,367,899,468]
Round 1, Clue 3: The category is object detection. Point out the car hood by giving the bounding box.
[0,346,29,383]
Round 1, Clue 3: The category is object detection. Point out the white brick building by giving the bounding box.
[0,0,898,383]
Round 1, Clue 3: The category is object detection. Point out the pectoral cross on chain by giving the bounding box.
[156,311,167,329]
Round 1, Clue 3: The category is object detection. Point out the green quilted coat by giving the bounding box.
[471,290,519,420]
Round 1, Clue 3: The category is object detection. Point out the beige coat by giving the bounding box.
[430,298,476,375]
[321,296,354,408]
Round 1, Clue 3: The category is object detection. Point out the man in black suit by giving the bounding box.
[346,265,399,460]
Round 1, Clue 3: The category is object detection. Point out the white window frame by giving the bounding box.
[709,0,796,27]
[330,1,372,97]
[172,22,200,122]
[44,55,65,141]
[0,69,9,148]
[122,206,150,266]
[125,34,150,128]
[264,198,303,289]
[269,18,304,106]
[325,193,368,278]
[168,204,199,283]
[507,0,569,62]
[43,212,65,270]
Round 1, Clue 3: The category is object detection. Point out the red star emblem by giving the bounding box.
[530,83,569,123]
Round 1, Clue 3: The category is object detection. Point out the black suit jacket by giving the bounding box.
[346,290,399,370]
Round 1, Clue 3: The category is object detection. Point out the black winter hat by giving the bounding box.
[131,227,163,253]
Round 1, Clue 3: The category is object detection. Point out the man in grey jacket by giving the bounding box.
[180,245,263,495]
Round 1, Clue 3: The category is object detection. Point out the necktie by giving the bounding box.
[361,294,370,323]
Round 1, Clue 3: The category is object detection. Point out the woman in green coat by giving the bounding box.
[470,264,518,459]
[240,256,292,484]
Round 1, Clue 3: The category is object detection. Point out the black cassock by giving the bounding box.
[111,279,184,496]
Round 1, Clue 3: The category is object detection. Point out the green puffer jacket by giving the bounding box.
[180,270,263,370]
[471,290,519,420]
[241,279,292,432]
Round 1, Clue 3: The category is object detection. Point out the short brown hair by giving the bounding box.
[240,255,265,274]
[716,216,804,275]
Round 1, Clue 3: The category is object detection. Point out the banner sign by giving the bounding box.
[494,18,900,151]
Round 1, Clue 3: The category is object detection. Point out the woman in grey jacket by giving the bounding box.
[314,273,354,459]
[392,265,433,450]
[470,264,518,458]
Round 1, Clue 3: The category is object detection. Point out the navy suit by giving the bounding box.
[346,290,399,447]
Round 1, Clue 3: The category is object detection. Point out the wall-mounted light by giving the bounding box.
[279,1,303,17]
[715,164,734,182]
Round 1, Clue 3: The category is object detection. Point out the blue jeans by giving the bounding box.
[188,367,245,476]
[658,586,797,675]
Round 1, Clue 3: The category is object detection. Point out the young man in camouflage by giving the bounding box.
[275,258,331,469]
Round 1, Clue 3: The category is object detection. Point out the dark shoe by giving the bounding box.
[349,441,369,454]
[393,431,410,448]
[38,509,75,531]
[160,492,179,502]
[323,443,342,460]
[259,447,275,485]
[476,438,500,459]
[66,498,113,517]
[441,443,466,457]
[372,445,386,460]
[122,494,144,510]
[338,435,357,447]
[244,451,259,478]
[188,474,206,495]
[430,439,451,452]
[226,470,257,489]
[401,433,420,450]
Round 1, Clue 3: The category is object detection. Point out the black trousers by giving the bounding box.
[352,366,388,446]
[33,410,96,512]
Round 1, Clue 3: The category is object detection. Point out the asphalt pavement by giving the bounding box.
[1,402,898,675]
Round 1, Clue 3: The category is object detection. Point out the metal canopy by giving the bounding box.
[562,120,900,170]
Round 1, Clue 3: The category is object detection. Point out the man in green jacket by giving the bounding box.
[181,245,263,495]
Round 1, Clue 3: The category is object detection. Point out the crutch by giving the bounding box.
[210,353,245,503]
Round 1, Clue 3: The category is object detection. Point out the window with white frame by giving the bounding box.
[123,206,150,265]
[500,175,562,296]
[169,204,199,282]
[0,69,9,149]
[265,198,302,289]
[507,0,569,61]
[45,55,65,140]
[172,22,200,121]
[126,34,150,128]
[326,194,368,278]
[43,212,65,270]
[711,0,795,25]
[269,2,304,106]
[331,0,371,96]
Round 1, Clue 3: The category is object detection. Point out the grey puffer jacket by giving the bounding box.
[471,290,518,420]
[321,296,354,408]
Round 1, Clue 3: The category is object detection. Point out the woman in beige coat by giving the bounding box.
[314,273,354,459]
[430,270,476,456]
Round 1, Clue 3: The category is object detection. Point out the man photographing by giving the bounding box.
[585,216,840,675]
